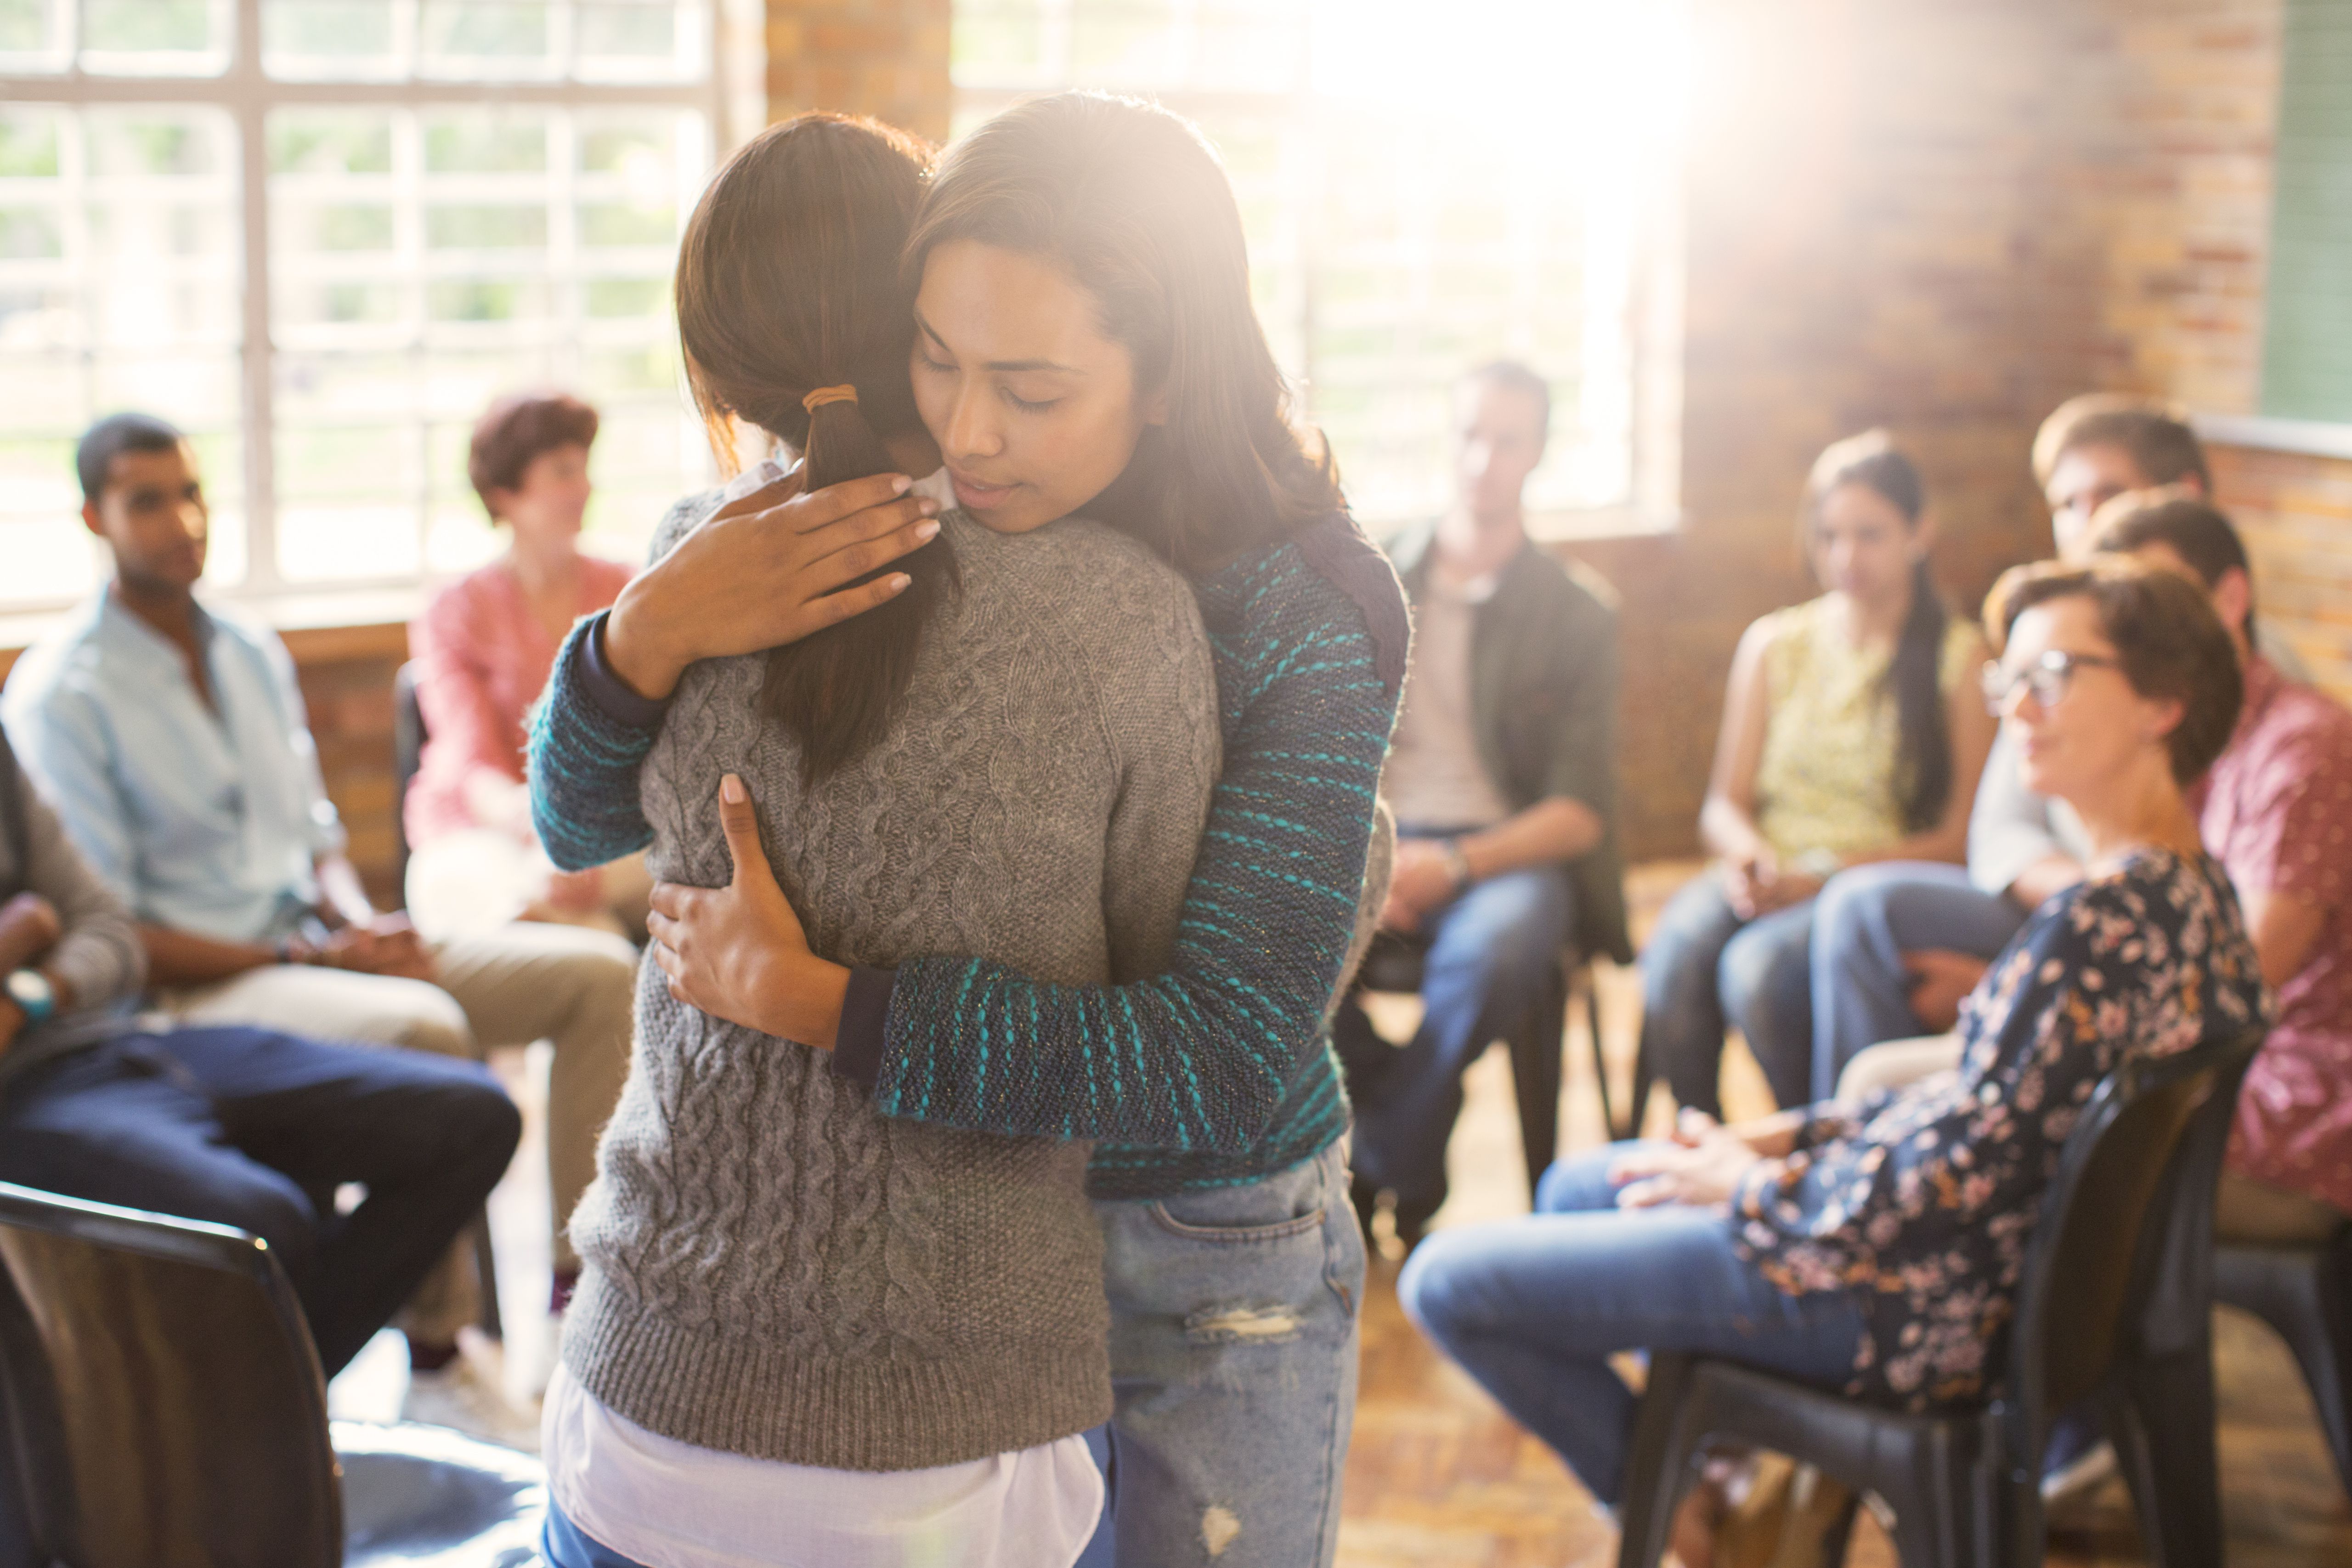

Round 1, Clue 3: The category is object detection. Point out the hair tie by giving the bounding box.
[803,385,858,413]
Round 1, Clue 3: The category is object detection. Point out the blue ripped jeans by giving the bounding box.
[1092,1139,1365,1568]
[1398,1143,1867,1507]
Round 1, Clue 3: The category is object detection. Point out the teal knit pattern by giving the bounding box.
[872,536,1401,1198]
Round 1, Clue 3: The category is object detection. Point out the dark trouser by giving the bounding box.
[1339,839,1574,1220]
[0,1026,519,1378]
[1807,861,2028,1099]
[1637,871,1816,1117]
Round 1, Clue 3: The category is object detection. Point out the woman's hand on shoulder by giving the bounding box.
[646,774,849,1047]
[603,471,944,701]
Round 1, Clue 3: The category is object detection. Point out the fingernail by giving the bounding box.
[915,520,940,542]
[721,774,745,804]
[918,497,941,516]
[887,573,912,592]
[891,474,912,494]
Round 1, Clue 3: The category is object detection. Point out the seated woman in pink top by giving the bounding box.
[407,394,645,940]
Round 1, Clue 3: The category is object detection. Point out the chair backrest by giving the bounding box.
[2004,1026,2262,1460]
[0,1182,342,1568]
[391,661,426,888]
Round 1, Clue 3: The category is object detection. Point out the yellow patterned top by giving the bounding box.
[1752,594,1976,861]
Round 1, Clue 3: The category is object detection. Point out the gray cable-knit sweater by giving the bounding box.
[561,495,1220,1472]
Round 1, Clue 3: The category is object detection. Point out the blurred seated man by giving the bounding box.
[0,728,518,1382]
[1337,362,1628,1245]
[1808,397,2311,1094]
[0,413,636,1382]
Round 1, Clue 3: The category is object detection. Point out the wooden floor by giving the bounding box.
[1334,862,2352,1565]
[347,858,2352,1562]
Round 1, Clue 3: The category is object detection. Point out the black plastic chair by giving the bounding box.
[390,661,502,1344]
[1354,933,1619,1197]
[1616,1026,2262,1568]
[0,1180,543,1568]
[2213,1224,2352,1500]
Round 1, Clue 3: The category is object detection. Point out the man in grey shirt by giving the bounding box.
[1807,398,2307,1091]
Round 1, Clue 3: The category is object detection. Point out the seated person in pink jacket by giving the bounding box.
[407,394,644,939]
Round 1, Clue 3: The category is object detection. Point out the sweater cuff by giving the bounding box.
[578,611,673,731]
[829,965,899,1092]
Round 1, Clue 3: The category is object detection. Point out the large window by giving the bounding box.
[951,0,1687,534]
[0,0,725,613]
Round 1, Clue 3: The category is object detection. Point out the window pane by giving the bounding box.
[576,0,707,83]
[79,0,231,76]
[0,103,244,608]
[266,104,712,585]
[263,0,401,80]
[0,0,70,73]
[418,0,555,80]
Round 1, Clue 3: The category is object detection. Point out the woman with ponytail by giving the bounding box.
[530,94,1407,1567]
[1636,430,1994,1118]
[534,113,1221,1566]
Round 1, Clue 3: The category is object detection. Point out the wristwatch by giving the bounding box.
[1440,839,1476,892]
[5,968,55,1026]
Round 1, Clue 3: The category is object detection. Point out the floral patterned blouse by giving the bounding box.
[1731,846,2267,1410]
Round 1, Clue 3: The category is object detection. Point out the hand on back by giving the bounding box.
[603,470,944,701]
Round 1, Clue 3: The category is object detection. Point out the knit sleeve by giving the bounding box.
[524,494,710,872]
[527,613,660,872]
[848,545,1403,1153]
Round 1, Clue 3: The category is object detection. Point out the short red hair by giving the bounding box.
[468,392,598,518]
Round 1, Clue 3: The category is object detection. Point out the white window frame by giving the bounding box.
[0,0,754,624]
[949,0,1684,541]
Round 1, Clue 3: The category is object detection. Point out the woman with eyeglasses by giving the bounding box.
[1397,560,2264,1567]
[1637,431,1997,1119]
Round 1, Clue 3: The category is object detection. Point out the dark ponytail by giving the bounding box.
[674,113,956,785]
[1804,430,1951,832]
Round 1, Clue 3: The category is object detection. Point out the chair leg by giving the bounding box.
[472,1213,503,1342]
[2219,1239,2352,1500]
[1509,964,1569,1199]
[1617,1354,1704,1568]
[1584,969,1621,1141]
[2106,1343,2223,1568]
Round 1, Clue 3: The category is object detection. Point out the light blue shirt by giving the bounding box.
[1,589,345,945]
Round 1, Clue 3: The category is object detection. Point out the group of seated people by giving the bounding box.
[0,395,645,1436]
[0,115,2344,1566]
[1360,390,2352,1562]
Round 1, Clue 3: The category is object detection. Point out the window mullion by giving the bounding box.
[233,0,281,592]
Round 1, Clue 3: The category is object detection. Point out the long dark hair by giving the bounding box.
[1803,430,1952,831]
[675,113,956,785]
[905,91,1342,571]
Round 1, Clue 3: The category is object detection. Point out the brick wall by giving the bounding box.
[1580,0,2110,856]
[2059,0,2352,704]
[764,0,952,143]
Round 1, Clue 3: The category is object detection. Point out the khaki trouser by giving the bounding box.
[160,921,638,1338]
[1834,1034,2352,1246]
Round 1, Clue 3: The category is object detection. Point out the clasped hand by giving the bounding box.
[646,775,842,1048]
[1607,1108,1789,1210]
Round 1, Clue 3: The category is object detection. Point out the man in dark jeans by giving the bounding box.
[1339,362,1628,1245]
[0,731,519,1382]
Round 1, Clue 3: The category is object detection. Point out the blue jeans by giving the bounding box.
[1808,862,2027,1098]
[1639,871,1816,1116]
[543,1499,650,1568]
[1398,1144,1868,1507]
[1094,1139,1365,1568]
[0,1025,518,1378]
[1341,841,1574,1216]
